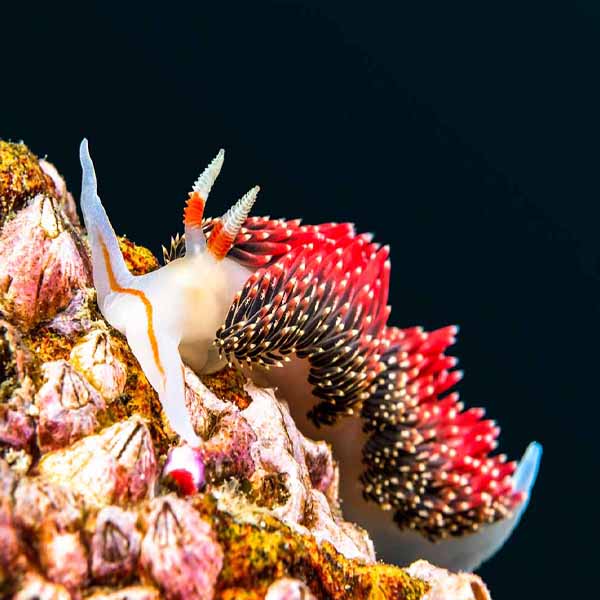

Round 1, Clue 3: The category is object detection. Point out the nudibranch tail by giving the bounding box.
[184,149,225,256]
[207,186,260,260]
[79,139,133,303]
[386,441,542,571]
[465,440,542,569]
[360,324,533,542]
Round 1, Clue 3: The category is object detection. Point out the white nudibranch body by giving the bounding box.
[152,253,252,374]
[79,140,252,446]
[79,139,541,574]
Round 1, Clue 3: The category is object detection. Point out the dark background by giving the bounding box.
[2,1,596,597]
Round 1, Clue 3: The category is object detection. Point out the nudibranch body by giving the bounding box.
[80,143,253,445]
[79,140,541,571]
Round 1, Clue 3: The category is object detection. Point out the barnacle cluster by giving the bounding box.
[0,140,498,599]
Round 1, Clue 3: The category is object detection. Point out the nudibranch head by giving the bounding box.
[79,139,541,571]
[78,141,255,447]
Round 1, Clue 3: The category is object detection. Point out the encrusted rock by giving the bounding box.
[70,328,127,401]
[265,578,318,600]
[12,572,72,600]
[302,437,337,501]
[118,237,159,275]
[85,586,161,600]
[180,373,375,563]
[0,457,16,495]
[240,383,374,563]
[0,379,35,449]
[0,320,36,449]
[39,158,80,227]
[184,366,230,438]
[41,446,118,510]
[0,194,91,330]
[12,476,83,533]
[38,417,157,508]
[0,141,56,225]
[36,359,105,452]
[140,495,223,600]
[48,288,98,338]
[176,369,256,487]
[0,320,30,392]
[0,494,24,587]
[3,447,33,475]
[407,560,491,600]
[200,409,256,484]
[39,521,88,593]
[98,417,157,503]
[90,506,142,583]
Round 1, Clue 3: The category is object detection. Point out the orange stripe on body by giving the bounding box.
[99,237,165,378]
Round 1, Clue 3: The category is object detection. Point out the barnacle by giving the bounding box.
[79,140,541,572]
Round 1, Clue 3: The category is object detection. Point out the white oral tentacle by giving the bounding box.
[79,139,133,309]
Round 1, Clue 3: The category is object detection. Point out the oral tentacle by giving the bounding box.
[79,139,133,305]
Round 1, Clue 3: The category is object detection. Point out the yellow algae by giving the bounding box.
[118,237,159,276]
[192,496,429,600]
[0,141,56,223]
[201,366,253,410]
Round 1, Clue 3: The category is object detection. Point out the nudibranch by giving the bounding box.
[79,139,541,571]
